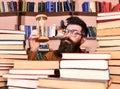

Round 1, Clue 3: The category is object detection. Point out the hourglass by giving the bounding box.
[36,14,49,42]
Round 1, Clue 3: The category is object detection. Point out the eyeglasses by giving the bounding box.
[63,29,82,36]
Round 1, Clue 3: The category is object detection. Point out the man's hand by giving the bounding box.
[29,30,40,51]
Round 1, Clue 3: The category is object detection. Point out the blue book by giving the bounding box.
[63,1,68,11]
[51,1,54,12]
[25,25,31,38]
[46,1,51,12]
[66,0,72,11]
[82,1,89,12]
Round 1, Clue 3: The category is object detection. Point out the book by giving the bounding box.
[66,0,72,11]
[0,34,25,40]
[97,20,120,29]
[96,27,120,36]
[0,76,7,81]
[108,83,120,89]
[93,51,120,59]
[97,15,120,23]
[7,78,38,88]
[0,50,26,54]
[96,47,120,51]
[37,77,108,89]
[0,54,28,59]
[109,60,120,66]
[109,66,120,74]
[60,60,108,69]
[9,69,57,75]
[101,1,112,12]
[97,11,120,16]
[110,75,120,83]
[0,44,25,50]
[97,39,120,47]
[8,86,30,89]
[3,74,49,80]
[0,40,25,50]
[97,36,120,40]
[0,40,24,45]
[62,53,111,59]
[60,69,110,80]
[0,59,28,64]
[0,29,25,34]
[82,1,89,12]
[0,81,7,87]
[13,61,59,69]
[87,26,96,37]
[0,69,9,75]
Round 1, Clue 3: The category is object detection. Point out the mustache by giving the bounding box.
[61,37,73,43]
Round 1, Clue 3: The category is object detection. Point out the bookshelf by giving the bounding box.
[0,0,119,51]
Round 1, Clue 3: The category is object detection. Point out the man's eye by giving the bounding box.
[73,31,79,35]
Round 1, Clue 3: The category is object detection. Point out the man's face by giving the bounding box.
[58,24,82,53]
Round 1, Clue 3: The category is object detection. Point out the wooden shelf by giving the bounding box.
[0,11,97,17]
[20,11,97,17]
[0,12,18,16]
[87,37,96,40]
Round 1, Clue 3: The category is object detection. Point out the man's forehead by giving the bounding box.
[67,24,82,31]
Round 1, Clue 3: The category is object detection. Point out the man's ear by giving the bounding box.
[81,37,87,44]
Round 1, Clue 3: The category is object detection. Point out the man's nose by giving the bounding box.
[64,32,71,38]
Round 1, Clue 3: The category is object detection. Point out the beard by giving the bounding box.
[58,37,81,53]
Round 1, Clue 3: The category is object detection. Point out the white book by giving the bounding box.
[9,69,55,75]
[97,12,120,16]
[60,69,110,80]
[0,29,25,34]
[62,53,111,59]
[7,78,38,88]
[60,60,108,69]
[3,74,48,80]
[0,41,24,45]
[0,50,26,54]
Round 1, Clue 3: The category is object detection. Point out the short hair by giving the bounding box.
[66,16,88,37]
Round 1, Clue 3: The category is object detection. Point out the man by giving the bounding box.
[28,16,88,60]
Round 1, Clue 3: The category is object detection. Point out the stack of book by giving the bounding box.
[0,29,28,87]
[3,61,59,89]
[95,12,120,89]
[37,53,110,89]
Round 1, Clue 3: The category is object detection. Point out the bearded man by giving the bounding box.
[28,16,88,60]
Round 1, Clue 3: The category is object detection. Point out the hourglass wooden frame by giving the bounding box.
[36,14,49,42]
